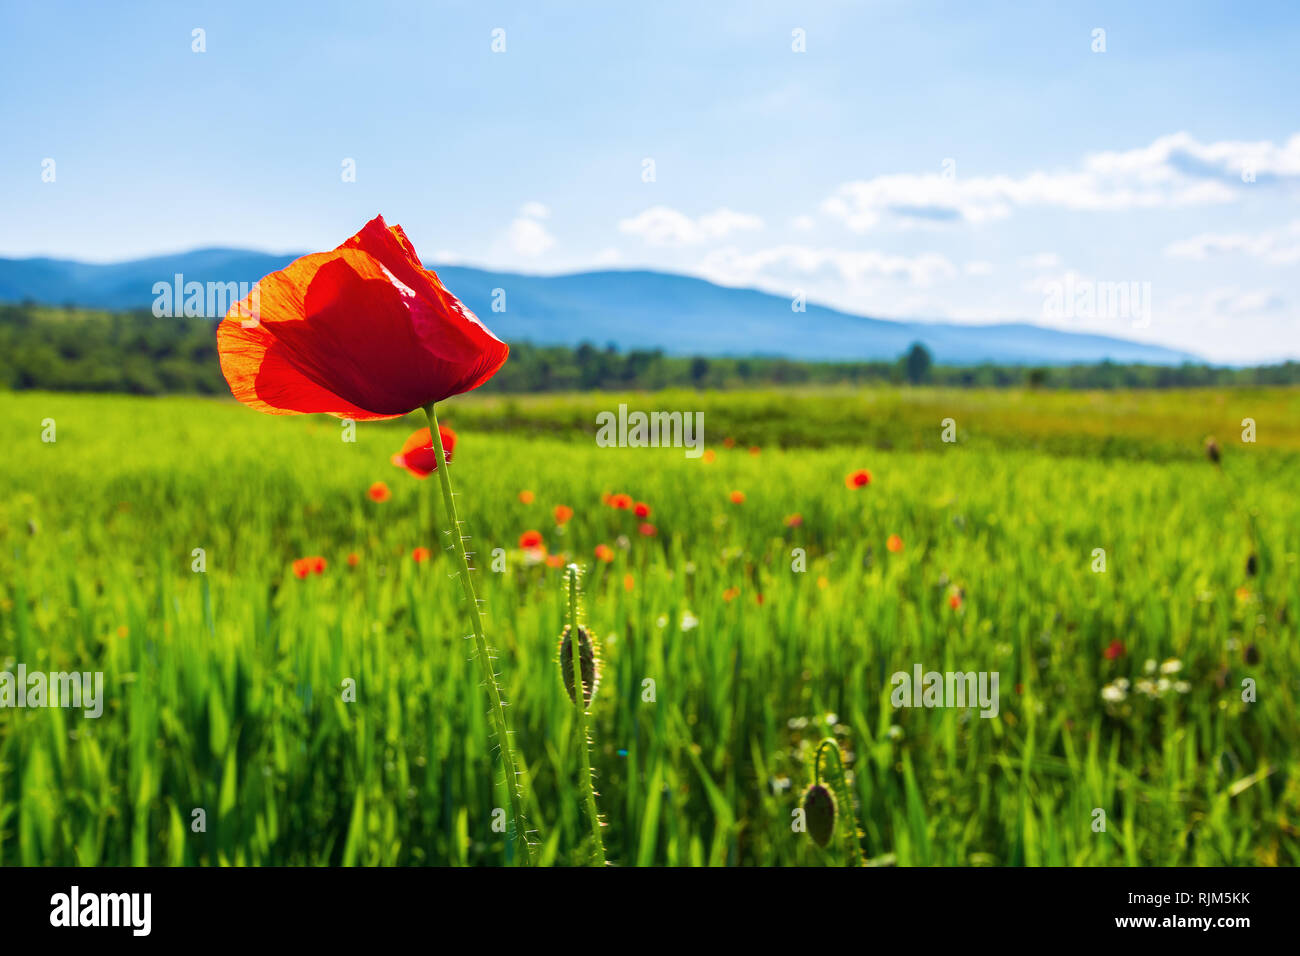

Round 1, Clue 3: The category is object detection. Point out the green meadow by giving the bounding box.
[1,387,1297,866]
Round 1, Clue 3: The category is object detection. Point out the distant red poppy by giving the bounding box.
[1104,639,1125,661]
[545,553,567,568]
[518,490,535,504]
[609,493,633,510]
[748,446,760,456]
[723,437,736,449]
[347,552,360,567]
[886,534,904,553]
[730,490,745,504]
[594,544,615,563]
[623,573,635,592]
[390,425,457,478]
[292,556,326,578]
[784,513,803,527]
[217,215,508,419]
[702,449,717,463]
[554,504,574,525]
[638,522,657,536]
[412,546,431,563]
[948,592,963,610]
[367,481,391,502]
[634,502,651,518]
[723,587,740,602]
[519,530,544,549]
[846,469,871,489]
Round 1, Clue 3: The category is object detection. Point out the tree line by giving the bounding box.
[2,303,1297,395]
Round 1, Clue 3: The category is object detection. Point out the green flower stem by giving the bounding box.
[567,564,606,866]
[423,403,532,866]
[815,738,864,867]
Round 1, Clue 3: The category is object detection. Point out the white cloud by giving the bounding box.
[506,216,555,257]
[698,244,957,288]
[790,214,816,232]
[618,205,763,245]
[519,201,551,220]
[964,260,995,276]
[1164,220,1300,265]
[1018,252,1062,270]
[821,132,1300,232]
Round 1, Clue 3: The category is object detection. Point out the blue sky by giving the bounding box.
[2,0,1298,362]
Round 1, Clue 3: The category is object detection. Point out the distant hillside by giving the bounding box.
[0,250,1201,366]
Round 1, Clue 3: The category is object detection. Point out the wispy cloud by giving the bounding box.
[821,132,1300,232]
[618,206,763,245]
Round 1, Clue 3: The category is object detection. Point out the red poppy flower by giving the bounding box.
[1104,639,1125,661]
[553,504,573,525]
[730,490,745,504]
[723,587,740,602]
[518,490,535,504]
[723,437,736,449]
[412,546,431,563]
[217,215,508,419]
[948,592,963,610]
[846,469,871,489]
[519,530,544,549]
[545,553,567,568]
[391,425,457,478]
[368,481,391,502]
[594,544,615,563]
[784,513,803,527]
[886,534,904,553]
[638,522,657,537]
[347,552,360,567]
[609,493,633,510]
[634,502,651,518]
[292,558,311,579]
[623,573,635,592]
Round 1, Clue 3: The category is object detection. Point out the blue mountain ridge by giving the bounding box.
[0,249,1202,366]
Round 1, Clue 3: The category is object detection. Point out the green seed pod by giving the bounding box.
[802,783,836,848]
[1245,552,1258,577]
[1205,437,1221,464]
[1244,643,1260,665]
[559,625,599,705]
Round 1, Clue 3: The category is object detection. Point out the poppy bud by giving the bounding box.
[1205,438,1221,464]
[1246,552,1258,577]
[1245,643,1260,665]
[802,783,836,847]
[559,625,599,705]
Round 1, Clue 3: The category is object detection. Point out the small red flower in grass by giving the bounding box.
[887,534,904,553]
[638,522,657,537]
[412,546,431,563]
[623,573,635,592]
[545,553,567,568]
[368,481,391,502]
[723,586,740,602]
[730,490,745,504]
[948,592,963,610]
[391,425,457,478]
[594,544,615,563]
[609,493,633,510]
[702,449,717,463]
[519,530,544,550]
[292,556,326,578]
[554,504,573,525]
[634,502,651,518]
[347,552,360,567]
[518,490,534,504]
[784,513,803,527]
[846,469,871,489]
[723,437,736,449]
[1104,639,1125,661]
[217,215,508,418]
[748,446,760,456]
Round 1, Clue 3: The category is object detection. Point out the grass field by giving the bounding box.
[1,387,1298,866]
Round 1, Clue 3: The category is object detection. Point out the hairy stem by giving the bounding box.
[424,403,532,865]
[816,738,864,867]
[567,564,606,866]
